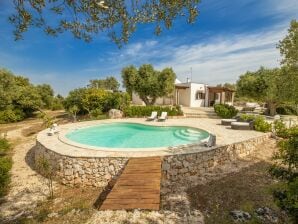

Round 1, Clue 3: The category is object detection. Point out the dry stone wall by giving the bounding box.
[35,141,128,188]
[35,134,270,189]
[161,134,271,193]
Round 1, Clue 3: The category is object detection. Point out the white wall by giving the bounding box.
[132,92,145,105]
[132,92,172,105]
[177,88,191,107]
[189,83,206,107]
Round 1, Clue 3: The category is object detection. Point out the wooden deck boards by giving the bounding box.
[99,157,161,211]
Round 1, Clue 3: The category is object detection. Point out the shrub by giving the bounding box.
[90,108,103,119]
[276,105,298,116]
[274,120,288,138]
[0,138,12,198]
[269,125,298,222]
[0,138,10,156]
[107,92,130,111]
[214,104,238,118]
[274,121,298,138]
[124,105,183,117]
[0,109,25,123]
[253,116,272,132]
[36,156,54,199]
[239,114,256,122]
[64,88,130,117]
[51,99,64,110]
[239,114,272,132]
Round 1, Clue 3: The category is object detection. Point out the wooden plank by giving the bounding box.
[108,192,160,197]
[99,157,161,211]
[104,198,159,204]
[109,190,160,195]
[106,195,159,200]
[116,179,160,184]
[100,203,160,210]
[118,174,162,178]
[122,169,160,173]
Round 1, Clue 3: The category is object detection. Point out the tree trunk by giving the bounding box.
[267,102,277,116]
[141,96,156,106]
[150,97,157,105]
[141,97,150,106]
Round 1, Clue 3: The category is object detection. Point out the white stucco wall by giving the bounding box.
[132,92,145,105]
[132,92,172,105]
[177,88,191,107]
[189,83,206,107]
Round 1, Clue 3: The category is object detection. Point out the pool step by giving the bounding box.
[173,130,201,141]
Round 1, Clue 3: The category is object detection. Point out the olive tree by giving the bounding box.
[88,76,120,91]
[236,67,281,116]
[121,64,176,105]
[9,0,200,46]
[278,20,298,104]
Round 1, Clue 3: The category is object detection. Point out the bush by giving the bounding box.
[276,105,298,116]
[239,114,256,122]
[64,88,130,116]
[274,121,298,138]
[253,116,272,132]
[0,138,12,198]
[274,120,288,138]
[238,114,271,132]
[90,108,103,119]
[214,104,238,118]
[0,108,25,123]
[269,125,298,222]
[51,98,64,110]
[0,138,10,156]
[124,105,183,117]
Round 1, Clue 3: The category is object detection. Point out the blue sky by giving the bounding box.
[0,0,297,95]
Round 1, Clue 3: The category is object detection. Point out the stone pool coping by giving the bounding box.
[37,118,269,158]
[58,121,210,152]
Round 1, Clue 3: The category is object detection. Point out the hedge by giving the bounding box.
[123,105,183,117]
[214,104,238,118]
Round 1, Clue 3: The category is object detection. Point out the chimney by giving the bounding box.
[186,77,191,83]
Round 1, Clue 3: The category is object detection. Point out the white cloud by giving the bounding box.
[97,24,286,85]
[154,26,286,84]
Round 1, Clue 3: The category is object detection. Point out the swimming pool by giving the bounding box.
[65,122,209,149]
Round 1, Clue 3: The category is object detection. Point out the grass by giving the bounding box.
[187,161,290,224]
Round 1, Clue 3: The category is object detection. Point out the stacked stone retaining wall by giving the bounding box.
[161,134,271,193]
[35,141,128,187]
[35,134,270,189]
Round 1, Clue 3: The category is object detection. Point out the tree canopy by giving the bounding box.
[87,76,120,91]
[236,20,298,114]
[121,64,176,105]
[278,20,298,67]
[36,84,54,108]
[236,67,281,115]
[0,69,56,123]
[278,20,298,104]
[9,0,200,46]
[216,83,236,91]
[63,87,130,117]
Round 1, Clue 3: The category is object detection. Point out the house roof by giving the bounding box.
[208,86,236,92]
[175,83,190,89]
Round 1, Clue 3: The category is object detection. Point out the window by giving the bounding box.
[195,91,205,100]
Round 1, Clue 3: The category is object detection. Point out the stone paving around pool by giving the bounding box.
[35,118,270,188]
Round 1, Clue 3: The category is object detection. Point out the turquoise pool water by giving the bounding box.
[65,123,209,149]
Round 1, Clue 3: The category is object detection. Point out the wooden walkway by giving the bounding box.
[99,157,161,210]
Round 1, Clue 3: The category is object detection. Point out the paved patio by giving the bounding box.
[37,118,267,158]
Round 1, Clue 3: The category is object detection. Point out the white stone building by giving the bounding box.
[132,79,235,107]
